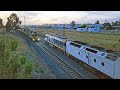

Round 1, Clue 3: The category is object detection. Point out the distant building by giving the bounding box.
[65,24,71,29]
[58,24,65,30]
[77,24,104,32]
[87,24,104,32]
[51,24,81,30]
[89,24,104,30]
[112,26,120,30]
[52,24,59,29]
[73,24,81,29]
[25,24,103,32]
[77,28,88,32]
[88,27,100,32]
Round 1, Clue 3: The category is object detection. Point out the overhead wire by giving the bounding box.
[80,11,120,23]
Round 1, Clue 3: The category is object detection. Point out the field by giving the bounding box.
[37,29,120,53]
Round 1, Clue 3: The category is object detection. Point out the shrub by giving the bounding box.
[0,39,6,61]
[20,56,26,66]
[10,40,18,51]
[24,60,33,75]
[119,39,120,43]
[0,38,34,79]
[113,44,116,48]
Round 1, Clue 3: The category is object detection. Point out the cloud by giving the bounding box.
[0,11,120,25]
[51,18,58,21]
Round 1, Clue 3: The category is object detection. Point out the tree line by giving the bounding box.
[70,20,120,30]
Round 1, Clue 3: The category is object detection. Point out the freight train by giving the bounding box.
[17,27,40,42]
[44,33,120,79]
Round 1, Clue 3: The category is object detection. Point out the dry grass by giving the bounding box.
[0,30,37,78]
[0,30,30,53]
[37,29,120,53]
[0,30,55,79]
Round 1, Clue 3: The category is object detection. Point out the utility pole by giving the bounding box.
[24,16,26,28]
[118,19,120,34]
[63,17,66,36]
[104,20,107,33]
[63,23,65,36]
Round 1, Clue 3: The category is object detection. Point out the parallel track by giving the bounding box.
[36,41,86,79]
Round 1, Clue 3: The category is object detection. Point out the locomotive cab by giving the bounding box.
[31,32,40,41]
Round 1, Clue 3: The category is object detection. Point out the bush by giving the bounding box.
[20,56,26,66]
[0,39,6,61]
[10,40,18,51]
[24,60,33,75]
[0,38,34,79]
[112,44,116,48]
[80,24,87,28]
[119,39,120,43]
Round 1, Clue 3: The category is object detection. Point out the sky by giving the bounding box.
[0,11,120,25]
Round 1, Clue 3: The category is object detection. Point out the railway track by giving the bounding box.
[36,41,86,79]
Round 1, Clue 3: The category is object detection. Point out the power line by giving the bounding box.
[87,11,120,16]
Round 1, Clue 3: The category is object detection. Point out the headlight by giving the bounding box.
[38,38,40,40]
[33,39,35,41]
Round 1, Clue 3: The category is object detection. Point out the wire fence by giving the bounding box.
[99,29,120,35]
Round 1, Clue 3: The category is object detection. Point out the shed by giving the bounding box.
[77,28,88,32]
[88,27,100,32]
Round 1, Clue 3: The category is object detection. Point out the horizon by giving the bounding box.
[0,11,120,25]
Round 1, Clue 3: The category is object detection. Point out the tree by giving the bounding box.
[0,18,3,28]
[112,22,115,26]
[0,18,5,34]
[95,20,100,24]
[112,21,120,26]
[103,22,112,30]
[5,13,22,32]
[80,24,87,28]
[70,21,76,30]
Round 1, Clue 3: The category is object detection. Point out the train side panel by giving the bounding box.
[89,53,101,71]
[89,52,115,78]
[66,41,89,64]
[79,49,89,64]
[66,41,80,58]
[83,47,99,66]
[100,58,114,78]
[114,58,120,79]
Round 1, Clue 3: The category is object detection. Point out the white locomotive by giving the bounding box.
[44,33,120,79]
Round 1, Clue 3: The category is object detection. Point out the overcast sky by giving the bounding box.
[0,11,120,25]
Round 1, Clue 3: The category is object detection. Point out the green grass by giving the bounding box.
[0,30,45,79]
[37,29,120,53]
